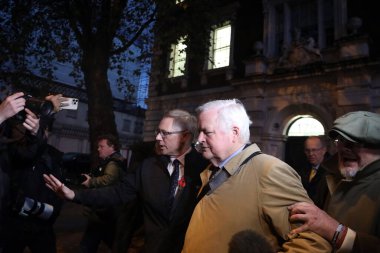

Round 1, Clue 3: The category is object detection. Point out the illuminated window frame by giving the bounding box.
[208,24,231,69]
[287,115,325,136]
[169,37,187,77]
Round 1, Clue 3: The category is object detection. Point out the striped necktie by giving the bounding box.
[168,159,180,210]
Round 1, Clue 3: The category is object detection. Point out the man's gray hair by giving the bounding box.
[163,109,198,142]
[196,99,252,143]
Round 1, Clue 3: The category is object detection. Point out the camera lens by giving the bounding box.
[24,96,55,118]
[39,101,54,117]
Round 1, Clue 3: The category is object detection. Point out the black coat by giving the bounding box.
[74,148,210,253]
[9,144,64,226]
[0,139,11,241]
[298,163,328,208]
[0,120,46,249]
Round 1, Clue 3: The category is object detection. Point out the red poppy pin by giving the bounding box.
[178,176,186,188]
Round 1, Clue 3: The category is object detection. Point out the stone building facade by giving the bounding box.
[145,0,379,165]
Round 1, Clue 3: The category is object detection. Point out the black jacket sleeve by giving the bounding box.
[74,168,138,207]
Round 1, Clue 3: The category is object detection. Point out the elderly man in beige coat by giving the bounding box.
[182,99,331,253]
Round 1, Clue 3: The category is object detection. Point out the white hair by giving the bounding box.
[196,99,252,143]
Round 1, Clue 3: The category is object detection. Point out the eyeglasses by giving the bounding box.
[304,147,323,154]
[155,129,188,138]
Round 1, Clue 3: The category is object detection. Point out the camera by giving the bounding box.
[15,95,55,122]
[63,174,87,186]
[18,196,54,220]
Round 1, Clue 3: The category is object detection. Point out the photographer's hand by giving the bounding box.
[23,108,40,135]
[45,94,66,112]
[43,174,75,200]
[0,92,25,124]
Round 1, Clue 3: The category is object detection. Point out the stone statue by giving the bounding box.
[277,28,322,68]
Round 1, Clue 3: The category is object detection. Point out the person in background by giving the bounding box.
[79,134,125,253]
[289,111,380,253]
[300,136,329,207]
[182,99,331,253]
[1,92,30,253]
[44,109,210,253]
[0,92,63,253]
[4,118,64,253]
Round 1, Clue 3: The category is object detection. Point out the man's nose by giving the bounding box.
[197,132,205,142]
[155,132,162,141]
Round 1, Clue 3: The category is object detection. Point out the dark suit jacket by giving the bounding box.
[299,163,328,208]
[74,148,209,253]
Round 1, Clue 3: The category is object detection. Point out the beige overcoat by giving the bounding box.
[182,144,331,253]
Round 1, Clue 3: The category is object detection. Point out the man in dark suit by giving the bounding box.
[299,136,329,207]
[44,109,210,253]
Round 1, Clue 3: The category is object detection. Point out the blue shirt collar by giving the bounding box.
[219,145,245,168]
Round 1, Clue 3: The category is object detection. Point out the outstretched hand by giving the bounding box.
[288,202,339,242]
[43,174,75,200]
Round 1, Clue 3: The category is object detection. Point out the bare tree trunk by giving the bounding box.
[82,48,118,164]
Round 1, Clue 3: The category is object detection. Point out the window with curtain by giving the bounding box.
[169,37,187,77]
[208,24,231,69]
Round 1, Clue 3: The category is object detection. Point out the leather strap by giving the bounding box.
[197,151,262,201]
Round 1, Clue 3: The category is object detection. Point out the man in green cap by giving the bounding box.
[288,111,380,253]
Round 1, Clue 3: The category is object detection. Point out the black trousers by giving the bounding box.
[80,219,115,253]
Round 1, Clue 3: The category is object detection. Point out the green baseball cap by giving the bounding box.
[329,111,380,147]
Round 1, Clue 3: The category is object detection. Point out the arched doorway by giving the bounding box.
[284,115,325,172]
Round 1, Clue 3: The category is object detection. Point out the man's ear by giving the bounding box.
[232,126,240,142]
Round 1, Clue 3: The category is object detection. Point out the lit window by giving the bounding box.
[209,24,231,69]
[169,37,187,77]
[287,116,325,136]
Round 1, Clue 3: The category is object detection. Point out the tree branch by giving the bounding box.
[111,7,156,55]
